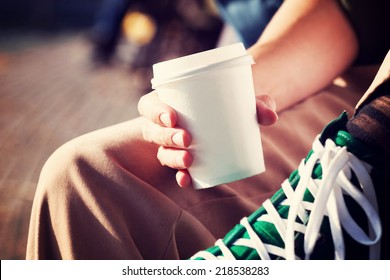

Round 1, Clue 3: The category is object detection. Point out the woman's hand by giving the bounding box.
[138,90,278,188]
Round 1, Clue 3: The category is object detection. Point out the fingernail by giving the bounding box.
[269,109,279,121]
[261,99,278,122]
[160,113,171,127]
[172,132,184,147]
[264,109,279,125]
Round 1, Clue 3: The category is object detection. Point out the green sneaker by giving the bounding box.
[191,112,388,260]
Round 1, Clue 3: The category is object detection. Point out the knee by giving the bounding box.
[37,135,105,196]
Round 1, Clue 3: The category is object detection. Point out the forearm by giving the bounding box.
[248,0,358,112]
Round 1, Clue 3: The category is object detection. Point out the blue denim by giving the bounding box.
[215,0,283,48]
[91,0,132,45]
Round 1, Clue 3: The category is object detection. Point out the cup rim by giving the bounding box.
[151,51,253,88]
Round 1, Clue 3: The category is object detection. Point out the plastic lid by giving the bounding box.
[151,43,253,88]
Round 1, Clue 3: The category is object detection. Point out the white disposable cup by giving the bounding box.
[151,43,265,189]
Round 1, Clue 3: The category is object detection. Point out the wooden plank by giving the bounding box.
[0,35,141,259]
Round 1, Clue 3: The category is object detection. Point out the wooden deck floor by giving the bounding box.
[0,34,143,259]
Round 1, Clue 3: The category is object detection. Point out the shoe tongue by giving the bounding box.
[320,112,373,161]
[319,111,349,143]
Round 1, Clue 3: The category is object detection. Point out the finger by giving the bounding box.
[176,170,192,188]
[138,90,177,127]
[142,121,191,148]
[255,95,279,126]
[157,146,193,169]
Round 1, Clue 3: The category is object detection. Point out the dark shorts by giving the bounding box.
[337,0,389,64]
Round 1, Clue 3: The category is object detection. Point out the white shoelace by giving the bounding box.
[191,136,382,260]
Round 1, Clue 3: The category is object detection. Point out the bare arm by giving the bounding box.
[248,0,359,111]
[137,0,358,187]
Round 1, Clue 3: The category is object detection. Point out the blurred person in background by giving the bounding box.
[88,0,223,68]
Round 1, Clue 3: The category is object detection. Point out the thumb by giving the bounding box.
[255,95,279,126]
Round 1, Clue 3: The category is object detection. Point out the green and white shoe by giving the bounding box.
[191,112,389,260]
